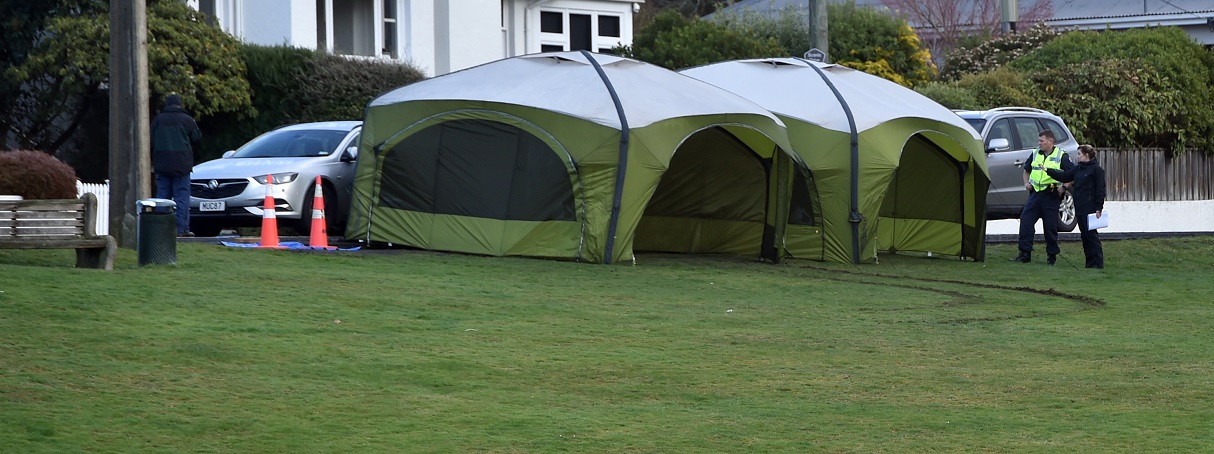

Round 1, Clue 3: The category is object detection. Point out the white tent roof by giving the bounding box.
[680,58,978,139]
[370,52,785,130]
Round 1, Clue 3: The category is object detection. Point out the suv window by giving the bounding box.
[988,118,1012,147]
[1011,117,1040,150]
[1041,118,1069,142]
[964,118,986,132]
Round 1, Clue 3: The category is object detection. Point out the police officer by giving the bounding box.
[1012,129,1073,265]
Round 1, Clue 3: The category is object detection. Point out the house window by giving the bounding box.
[541,11,563,33]
[382,0,397,58]
[598,15,620,38]
[539,9,625,54]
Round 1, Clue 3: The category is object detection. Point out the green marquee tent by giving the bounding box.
[682,58,990,263]
[346,51,811,264]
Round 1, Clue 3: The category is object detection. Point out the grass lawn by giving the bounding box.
[2,237,1212,452]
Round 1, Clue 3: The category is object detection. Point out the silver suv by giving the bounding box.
[954,107,1079,232]
[189,121,362,237]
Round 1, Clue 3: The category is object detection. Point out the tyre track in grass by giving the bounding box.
[797,264,1106,324]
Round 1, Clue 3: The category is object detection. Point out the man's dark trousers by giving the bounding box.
[1018,190,1060,255]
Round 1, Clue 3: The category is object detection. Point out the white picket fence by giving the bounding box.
[76,180,110,235]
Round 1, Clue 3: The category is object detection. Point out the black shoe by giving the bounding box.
[1011,251,1031,263]
[1047,254,1057,265]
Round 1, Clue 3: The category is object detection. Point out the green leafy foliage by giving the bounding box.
[196,47,426,161]
[195,45,317,159]
[954,67,1037,108]
[1010,27,1214,152]
[1032,59,1185,150]
[0,150,78,199]
[295,53,426,121]
[0,1,107,147]
[614,10,786,70]
[941,22,1065,81]
[3,0,251,153]
[713,1,935,87]
[913,81,980,110]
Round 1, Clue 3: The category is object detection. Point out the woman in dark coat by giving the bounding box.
[1047,145,1106,268]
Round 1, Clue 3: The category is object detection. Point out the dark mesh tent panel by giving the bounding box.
[879,134,964,222]
[378,119,575,221]
[644,127,766,221]
[789,167,817,226]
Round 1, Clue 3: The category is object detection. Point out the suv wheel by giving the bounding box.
[1057,188,1077,232]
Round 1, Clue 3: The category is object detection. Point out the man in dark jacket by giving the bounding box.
[150,93,202,236]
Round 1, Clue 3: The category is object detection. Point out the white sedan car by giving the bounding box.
[189,121,361,237]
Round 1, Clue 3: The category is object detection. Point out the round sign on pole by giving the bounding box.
[804,48,826,62]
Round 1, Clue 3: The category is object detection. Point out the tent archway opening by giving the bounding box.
[876,132,974,257]
[633,126,777,256]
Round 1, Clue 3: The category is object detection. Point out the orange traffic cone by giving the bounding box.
[308,176,333,250]
[259,174,281,248]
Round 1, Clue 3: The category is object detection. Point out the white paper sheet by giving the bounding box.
[1087,211,1109,230]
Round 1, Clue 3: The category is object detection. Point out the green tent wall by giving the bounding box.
[346,52,810,264]
[682,58,990,263]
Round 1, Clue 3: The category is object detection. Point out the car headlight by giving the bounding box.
[253,172,299,185]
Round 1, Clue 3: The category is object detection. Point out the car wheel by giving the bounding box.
[296,182,341,236]
[1057,188,1077,232]
[191,221,224,237]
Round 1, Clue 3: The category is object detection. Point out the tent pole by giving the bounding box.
[582,50,630,264]
[800,58,862,264]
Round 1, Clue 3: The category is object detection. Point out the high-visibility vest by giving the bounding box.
[1028,146,1064,192]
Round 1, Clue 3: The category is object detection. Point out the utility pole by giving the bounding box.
[1000,0,1019,33]
[109,0,151,248]
[807,0,829,63]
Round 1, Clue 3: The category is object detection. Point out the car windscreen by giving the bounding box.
[963,118,986,133]
[231,129,348,158]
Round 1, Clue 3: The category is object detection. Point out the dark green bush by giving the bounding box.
[0,150,78,199]
[914,82,980,110]
[954,67,1037,108]
[1011,26,1214,151]
[614,10,785,70]
[1033,59,1184,150]
[197,45,426,161]
[295,53,426,121]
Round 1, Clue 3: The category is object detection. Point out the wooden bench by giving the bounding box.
[0,193,117,270]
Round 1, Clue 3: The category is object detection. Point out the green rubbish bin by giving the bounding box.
[137,198,178,266]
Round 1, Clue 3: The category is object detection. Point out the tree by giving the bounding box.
[2,0,251,154]
[879,0,1052,65]
[0,0,107,149]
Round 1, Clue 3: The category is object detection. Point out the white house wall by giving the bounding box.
[190,0,641,77]
[241,0,318,49]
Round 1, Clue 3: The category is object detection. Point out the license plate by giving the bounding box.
[200,201,225,212]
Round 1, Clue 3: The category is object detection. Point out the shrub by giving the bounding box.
[954,67,1037,109]
[914,81,980,110]
[1011,26,1214,152]
[614,10,786,70]
[0,150,78,199]
[713,1,936,87]
[941,22,1064,81]
[295,53,427,121]
[197,46,427,161]
[1032,59,1184,151]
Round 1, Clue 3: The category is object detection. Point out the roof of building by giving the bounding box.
[714,0,1214,25]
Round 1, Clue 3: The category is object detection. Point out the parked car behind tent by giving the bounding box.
[346,51,817,264]
[682,58,990,264]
